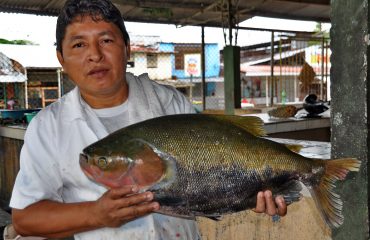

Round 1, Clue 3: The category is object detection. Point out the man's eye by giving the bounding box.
[102,39,113,44]
[72,43,84,48]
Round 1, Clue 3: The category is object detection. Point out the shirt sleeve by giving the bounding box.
[10,113,63,209]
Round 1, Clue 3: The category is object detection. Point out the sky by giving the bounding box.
[0,12,331,49]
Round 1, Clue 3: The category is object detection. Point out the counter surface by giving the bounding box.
[245,113,330,134]
[0,114,331,141]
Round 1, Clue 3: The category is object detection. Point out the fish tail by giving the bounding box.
[311,158,361,228]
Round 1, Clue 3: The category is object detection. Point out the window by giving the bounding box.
[146,53,157,68]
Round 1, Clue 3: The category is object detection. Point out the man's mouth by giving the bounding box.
[88,68,109,76]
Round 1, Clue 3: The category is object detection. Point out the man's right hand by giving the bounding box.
[92,185,160,228]
[12,185,159,238]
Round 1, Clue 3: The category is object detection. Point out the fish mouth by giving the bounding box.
[79,153,90,168]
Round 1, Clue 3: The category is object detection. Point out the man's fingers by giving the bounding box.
[115,191,154,208]
[253,191,266,213]
[118,202,160,221]
[264,190,277,216]
[275,195,287,216]
[108,185,139,199]
[252,191,288,217]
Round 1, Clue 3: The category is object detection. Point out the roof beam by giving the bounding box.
[274,0,330,6]
[42,0,60,10]
[249,9,330,22]
[178,2,220,26]
[111,0,204,10]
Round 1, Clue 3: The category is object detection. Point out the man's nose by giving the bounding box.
[88,43,103,62]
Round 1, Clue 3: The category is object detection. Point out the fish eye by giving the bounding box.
[97,157,109,168]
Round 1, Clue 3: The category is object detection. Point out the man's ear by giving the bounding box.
[56,51,65,68]
[57,50,69,75]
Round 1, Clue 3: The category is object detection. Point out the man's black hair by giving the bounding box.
[56,0,130,53]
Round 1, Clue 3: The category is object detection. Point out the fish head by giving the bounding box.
[79,136,167,190]
[79,148,134,189]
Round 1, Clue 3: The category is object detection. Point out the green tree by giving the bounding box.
[0,38,35,45]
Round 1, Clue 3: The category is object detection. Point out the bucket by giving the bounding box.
[24,112,38,124]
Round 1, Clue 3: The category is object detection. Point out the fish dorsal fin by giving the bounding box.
[209,115,266,137]
[284,144,303,153]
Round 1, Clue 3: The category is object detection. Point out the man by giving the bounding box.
[10,0,287,239]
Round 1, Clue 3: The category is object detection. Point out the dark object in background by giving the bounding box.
[303,94,329,117]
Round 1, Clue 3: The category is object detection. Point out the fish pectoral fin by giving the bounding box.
[273,180,303,205]
[209,115,266,137]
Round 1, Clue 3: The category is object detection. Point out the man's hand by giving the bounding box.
[12,185,159,238]
[91,185,160,228]
[253,190,287,216]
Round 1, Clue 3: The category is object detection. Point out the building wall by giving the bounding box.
[127,52,172,80]
[165,43,220,79]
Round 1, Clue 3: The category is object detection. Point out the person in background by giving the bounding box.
[9,0,287,239]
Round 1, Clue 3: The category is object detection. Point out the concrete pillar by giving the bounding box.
[223,45,241,115]
[331,0,369,239]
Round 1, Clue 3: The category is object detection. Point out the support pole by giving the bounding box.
[331,0,368,239]
[201,25,206,111]
[228,0,232,46]
[24,69,28,109]
[223,45,240,115]
[270,31,275,106]
[57,68,62,98]
[321,36,325,100]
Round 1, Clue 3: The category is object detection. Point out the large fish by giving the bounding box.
[79,114,360,228]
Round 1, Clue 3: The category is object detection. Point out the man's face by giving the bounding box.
[57,15,130,101]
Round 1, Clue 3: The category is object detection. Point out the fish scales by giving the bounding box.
[123,115,309,171]
[80,114,360,228]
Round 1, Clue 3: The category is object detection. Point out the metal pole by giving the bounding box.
[270,31,275,106]
[201,25,206,111]
[228,0,232,45]
[321,37,324,100]
[57,68,62,98]
[24,68,28,109]
[265,76,269,106]
[325,41,328,101]
[2,83,6,108]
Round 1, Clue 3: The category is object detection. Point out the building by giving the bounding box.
[239,37,331,106]
[0,44,62,109]
[0,36,222,109]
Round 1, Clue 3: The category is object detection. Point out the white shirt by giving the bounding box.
[90,96,130,133]
[10,73,200,240]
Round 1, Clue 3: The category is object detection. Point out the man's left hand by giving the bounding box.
[253,190,287,216]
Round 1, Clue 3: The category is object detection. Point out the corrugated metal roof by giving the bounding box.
[0,51,27,82]
[0,0,330,27]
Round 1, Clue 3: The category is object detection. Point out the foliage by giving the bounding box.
[0,38,35,45]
